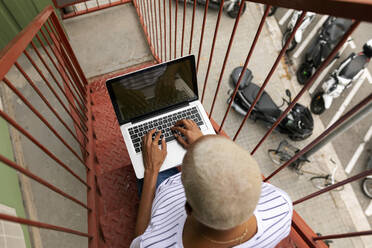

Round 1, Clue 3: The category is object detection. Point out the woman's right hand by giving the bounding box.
[171,119,203,149]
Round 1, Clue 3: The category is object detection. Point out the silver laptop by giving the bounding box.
[106,55,215,179]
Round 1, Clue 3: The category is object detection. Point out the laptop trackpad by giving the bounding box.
[159,140,187,171]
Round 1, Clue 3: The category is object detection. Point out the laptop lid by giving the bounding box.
[106,55,198,125]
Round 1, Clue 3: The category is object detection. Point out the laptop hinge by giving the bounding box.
[131,102,190,124]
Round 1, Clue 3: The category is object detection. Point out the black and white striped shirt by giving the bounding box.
[130,173,293,248]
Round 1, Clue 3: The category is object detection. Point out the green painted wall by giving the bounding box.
[0,117,31,248]
[0,0,55,50]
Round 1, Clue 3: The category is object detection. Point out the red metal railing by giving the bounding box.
[0,5,99,248]
[0,1,371,248]
[132,0,372,246]
[52,0,131,19]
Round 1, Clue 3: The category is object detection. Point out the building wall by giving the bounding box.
[0,0,55,50]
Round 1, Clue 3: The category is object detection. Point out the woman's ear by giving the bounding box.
[185,202,192,216]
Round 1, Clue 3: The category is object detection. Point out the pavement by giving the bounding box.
[271,6,372,230]
[1,1,371,248]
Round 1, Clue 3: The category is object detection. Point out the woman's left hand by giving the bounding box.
[142,129,167,175]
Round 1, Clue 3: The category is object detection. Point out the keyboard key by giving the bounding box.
[131,134,138,139]
[133,138,140,143]
[135,148,140,153]
[165,136,176,142]
[134,143,140,147]
[197,122,203,126]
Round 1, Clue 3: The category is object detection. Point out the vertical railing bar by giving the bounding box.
[3,78,87,167]
[96,0,100,7]
[34,34,88,123]
[145,0,153,50]
[44,21,86,100]
[150,0,158,57]
[188,0,197,55]
[168,0,172,60]
[264,92,370,183]
[38,29,87,115]
[109,0,112,6]
[0,154,90,210]
[163,0,167,61]
[219,5,271,132]
[59,45,87,101]
[140,0,147,38]
[158,0,163,61]
[44,22,87,103]
[46,19,61,43]
[251,20,361,154]
[153,0,160,61]
[0,213,92,238]
[313,230,372,241]
[46,18,87,97]
[196,0,210,72]
[49,14,89,88]
[149,0,157,55]
[26,43,88,139]
[14,60,86,151]
[0,109,90,188]
[73,5,77,15]
[174,0,178,58]
[140,0,148,40]
[207,2,245,115]
[232,11,307,141]
[201,0,225,103]
[181,0,186,57]
[84,1,88,12]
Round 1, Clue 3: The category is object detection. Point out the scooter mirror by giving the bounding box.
[285,89,292,101]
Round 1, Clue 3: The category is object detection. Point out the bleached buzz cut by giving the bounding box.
[181,135,262,230]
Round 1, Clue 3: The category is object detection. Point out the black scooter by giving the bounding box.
[228,67,314,141]
[297,17,353,85]
[180,0,246,18]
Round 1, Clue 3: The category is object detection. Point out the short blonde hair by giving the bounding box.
[181,135,262,230]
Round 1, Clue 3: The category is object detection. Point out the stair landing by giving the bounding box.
[89,62,296,248]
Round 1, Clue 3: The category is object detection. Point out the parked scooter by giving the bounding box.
[362,150,372,199]
[267,6,278,16]
[180,0,246,18]
[310,40,372,114]
[282,11,316,52]
[228,67,314,141]
[297,17,353,85]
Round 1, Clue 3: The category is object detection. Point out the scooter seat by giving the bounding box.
[339,54,369,79]
[241,83,282,118]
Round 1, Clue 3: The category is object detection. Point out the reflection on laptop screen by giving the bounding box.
[111,58,197,124]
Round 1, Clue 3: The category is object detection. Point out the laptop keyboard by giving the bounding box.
[128,107,204,153]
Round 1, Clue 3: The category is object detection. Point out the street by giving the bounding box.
[272,7,372,224]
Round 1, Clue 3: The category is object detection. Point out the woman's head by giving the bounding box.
[181,135,262,230]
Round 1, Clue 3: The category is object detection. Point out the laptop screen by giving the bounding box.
[106,56,198,125]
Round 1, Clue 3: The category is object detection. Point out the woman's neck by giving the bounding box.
[183,215,258,248]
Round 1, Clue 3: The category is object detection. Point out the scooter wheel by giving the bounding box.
[268,6,278,16]
[310,92,326,115]
[362,178,372,199]
[288,132,311,141]
[297,63,313,85]
[282,30,297,52]
[226,1,246,18]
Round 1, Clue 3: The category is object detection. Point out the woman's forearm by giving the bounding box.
[134,172,158,237]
